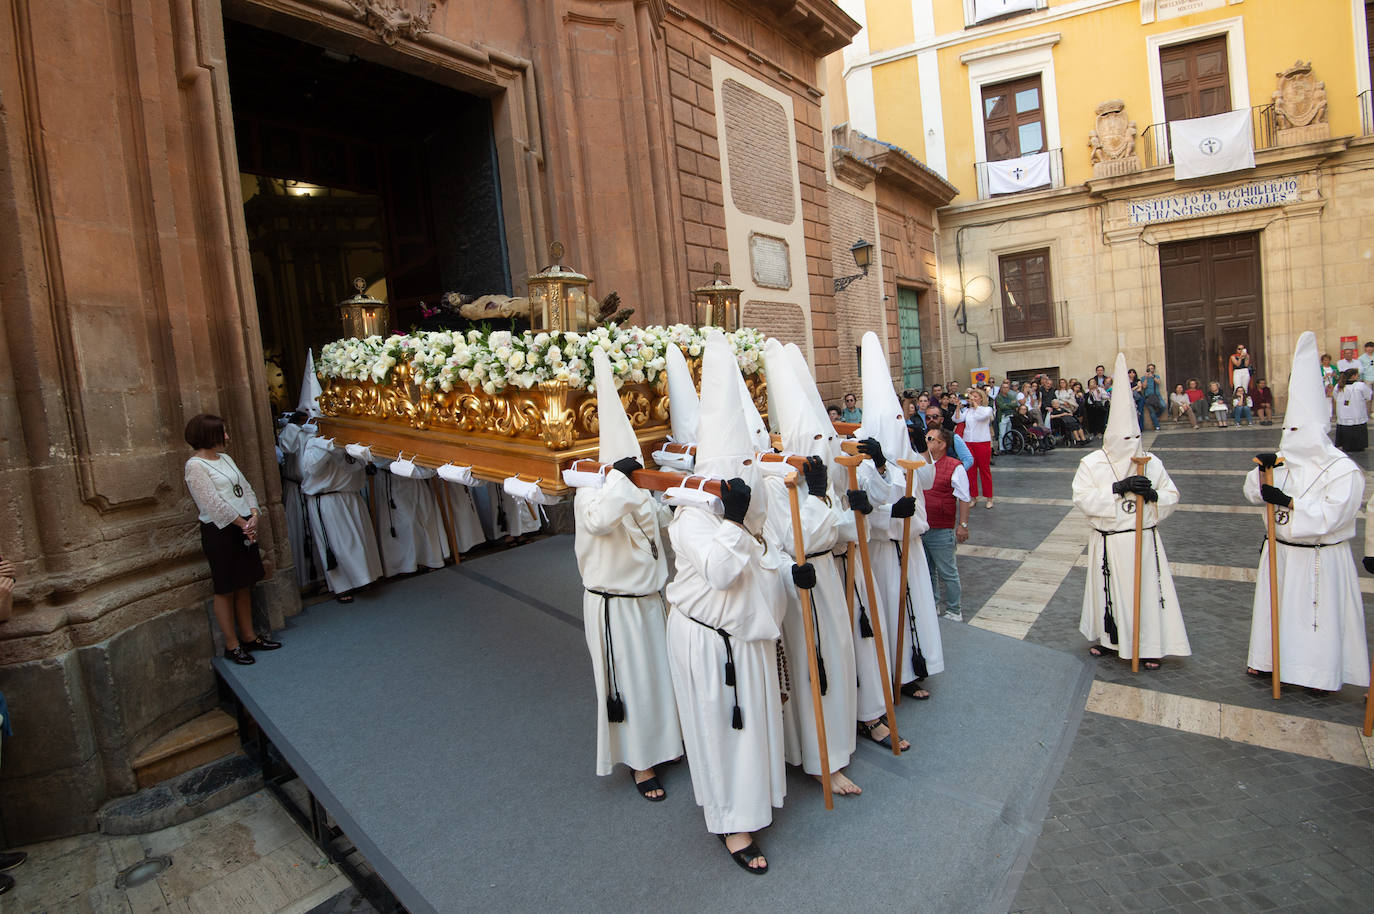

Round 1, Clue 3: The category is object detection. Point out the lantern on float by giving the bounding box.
[692,263,742,331]
[338,277,391,338]
[527,242,593,332]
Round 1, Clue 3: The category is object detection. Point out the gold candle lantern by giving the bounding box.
[692,262,742,331]
[527,242,593,332]
[338,277,391,338]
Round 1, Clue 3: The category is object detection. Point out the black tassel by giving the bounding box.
[606,694,626,723]
[724,660,736,687]
[1104,609,1118,643]
[912,646,929,681]
[731,705,743,730]
[816,653,828,696]
[325,548,338,572]
[388,499,397,509]
[389,526,397,538]
[858,607,873,639]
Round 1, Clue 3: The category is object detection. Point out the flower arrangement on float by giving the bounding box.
[317,323,766,394]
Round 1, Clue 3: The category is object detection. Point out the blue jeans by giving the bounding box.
[921,527,961,617]
[1233,404,1252,423]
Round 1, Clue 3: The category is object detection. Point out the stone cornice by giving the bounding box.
[669,0,859,58]
[870,148,960,206]
[1084,136,1355,199]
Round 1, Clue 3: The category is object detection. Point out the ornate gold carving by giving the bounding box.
[344,0,441,46]
[1273,60,1327,129]
[540,381,578,449]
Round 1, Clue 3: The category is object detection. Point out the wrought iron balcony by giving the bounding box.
[989,299,1071,346]
[1359,90,1373,136]
[973,147,1065,200]
[1140,105,1278,169]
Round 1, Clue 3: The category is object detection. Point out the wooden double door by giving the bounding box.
[1160,232,1264,390]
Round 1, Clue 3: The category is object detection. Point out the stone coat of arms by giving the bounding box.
[1273,60,1327,130]
[1089,99,1137,164]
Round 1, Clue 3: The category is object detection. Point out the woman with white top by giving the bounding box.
[1169,383,1198,429]
[183,413,282,665]
[962,388,996,508]
[1333,368,1371,452]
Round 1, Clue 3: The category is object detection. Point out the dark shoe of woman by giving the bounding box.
[224,646,255,665]
[243,636,282,651]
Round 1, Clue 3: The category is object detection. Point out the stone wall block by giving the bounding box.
[0,652,98,780]
[0,755,106,846]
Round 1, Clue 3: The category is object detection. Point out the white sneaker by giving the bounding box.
[944,611,963,622]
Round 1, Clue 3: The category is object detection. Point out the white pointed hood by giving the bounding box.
[1102,352,1143,476]
[785,343,840,460]
[664,343,700,444]
[696,332,757,479]
[593,347,641,465]
[856,332,908,462]
[298,348,323,417]
[1280,331,1342,466]
[765,340,828,458]
[736,366,772,453]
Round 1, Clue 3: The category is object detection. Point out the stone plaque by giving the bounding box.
[749,233,792,290]
[1127,177,1301,225]
[1144,0,1224,23]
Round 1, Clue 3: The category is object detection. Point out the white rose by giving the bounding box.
[509,351,526,369]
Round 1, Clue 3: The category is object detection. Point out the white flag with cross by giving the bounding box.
[1170,109,1254,180]
[985,150,1051,195]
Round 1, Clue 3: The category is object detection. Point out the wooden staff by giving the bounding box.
[836,453,901,756]
[891,457,926,704]
[566,459,723,497]
[1129,454,1151,674]
[784,471,833,810]
[1364,656,1374,738]
[428,476,462,565]
[1255,456,1284,700]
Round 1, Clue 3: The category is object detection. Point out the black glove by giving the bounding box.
[891,495,916,519]
[611,456,642,479]
[364,462,377,475]
[1364,556,1374,575]
[1127,475,1153,494]
[1260,484,1292,509]
[721,477,751,524]
[912,429,929,453]
[846,489,873,515]
[1111,478,1133,496]
[857,437,886,471]
[1139,484,1159,503]
[792,562,817,590]
[803,456,829,497]
[1255,452,1279,470]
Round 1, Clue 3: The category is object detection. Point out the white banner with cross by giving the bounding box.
[1170,109,1254,180]
[985,151,1051,195]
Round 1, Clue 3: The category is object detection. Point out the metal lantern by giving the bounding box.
[527,242,593,332]
[692,263,743,331]
[338,277,391,338]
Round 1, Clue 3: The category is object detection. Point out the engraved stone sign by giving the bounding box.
[749,233,792,290]
[1127,177,1301,225]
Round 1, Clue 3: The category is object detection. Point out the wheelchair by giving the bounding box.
[1002,428,1054,455]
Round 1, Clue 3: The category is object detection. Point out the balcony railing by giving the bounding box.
[973,147,1065,200]
[1140,105,1277,169]
[990,299,1071,345]
[1360,90,1373,136]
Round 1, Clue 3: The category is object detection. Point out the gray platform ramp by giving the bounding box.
[217,535,1091,914]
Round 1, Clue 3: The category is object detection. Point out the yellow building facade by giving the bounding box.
[834,0,1374,400]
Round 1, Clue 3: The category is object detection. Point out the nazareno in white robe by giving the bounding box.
[437,480,488,553]
[761,472,857,776]
[1243,461,1369,690]
[374,461,449,577]
[573,472,683,775]
[665,505,787,835]
[300,442,383,594]
[277,424,319,588]
[1073,450,1191,659]
[886,460,944,686]
[845,459,908,722]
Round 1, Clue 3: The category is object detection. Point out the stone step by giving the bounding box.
[131,709,239,789]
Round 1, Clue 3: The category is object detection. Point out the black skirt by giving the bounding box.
[1335,422,1368,452]
[200,520,266,595]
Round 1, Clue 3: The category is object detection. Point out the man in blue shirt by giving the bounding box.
[840,392,862,423]
[925,406,974,471]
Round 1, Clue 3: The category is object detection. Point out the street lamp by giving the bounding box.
[833,238,874,293]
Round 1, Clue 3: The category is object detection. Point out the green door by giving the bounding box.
[898,287,924,391]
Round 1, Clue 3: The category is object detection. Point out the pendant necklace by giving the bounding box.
[629,515,659,559]
[202,457,244,498]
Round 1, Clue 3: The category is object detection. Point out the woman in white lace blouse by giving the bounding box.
[183,414,282,665]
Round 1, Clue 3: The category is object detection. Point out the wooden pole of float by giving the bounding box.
[891,457,926,704]
[784,471,833,810]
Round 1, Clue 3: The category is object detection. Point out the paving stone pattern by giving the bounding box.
[1010,712,1374,914]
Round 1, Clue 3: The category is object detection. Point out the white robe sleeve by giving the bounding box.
[575,471,643,536]
[1288,469,1363,539]
[1147,459,1180,524]
[1242,467,1263,505]
[674,511,758,592]
[1072,459,1118,520]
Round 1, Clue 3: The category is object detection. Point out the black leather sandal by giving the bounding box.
[718,834,768,874]
[634,775,666,802]
[224,646,255,665]
[900,682,931,700]
[856,716,907,750]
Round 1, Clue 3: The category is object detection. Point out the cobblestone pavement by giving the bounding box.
[962,423,1374,913]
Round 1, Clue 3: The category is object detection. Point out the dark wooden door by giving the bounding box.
[1160,233,1263,390]
[999,248,1055,341]
[1161,35,1231,122]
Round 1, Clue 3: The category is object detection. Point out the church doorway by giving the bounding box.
[1159,232,1264,391]
[224,19,511,411]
